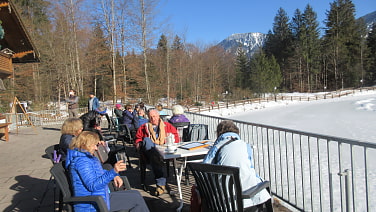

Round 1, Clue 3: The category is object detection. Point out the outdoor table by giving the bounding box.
[155,140,214,211]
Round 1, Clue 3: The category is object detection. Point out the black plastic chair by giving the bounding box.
[117,123,134,145]
[37,144,61,211]
[50,162,109,212]
[187,163,272,212]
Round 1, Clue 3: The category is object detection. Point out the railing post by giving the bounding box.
[338,169,351,212]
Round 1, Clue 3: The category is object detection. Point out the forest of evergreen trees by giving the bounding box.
[1,0,375,110]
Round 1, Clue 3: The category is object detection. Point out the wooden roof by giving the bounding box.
[0,0,40,63]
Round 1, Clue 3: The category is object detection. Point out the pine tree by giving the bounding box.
[303,5,321,91]
[172,35,184,51]
[366,24,376,85]
[291,5,321,92]
[264,8,294,91]
[0,20,4,45]
[324,0,363,89]
[250,51,281,95]
[235,47,249,89]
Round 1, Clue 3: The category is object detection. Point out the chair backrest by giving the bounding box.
[172,122,190,142]
[50,163,109,212]
[118,123,133,144]
[187,163,244,212]
[50,162,73,199]
[187,124,209,141]
[45,144,60,164]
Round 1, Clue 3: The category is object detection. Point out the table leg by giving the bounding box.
[173,157,187,212]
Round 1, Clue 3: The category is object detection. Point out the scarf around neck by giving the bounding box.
[147,119,166,145]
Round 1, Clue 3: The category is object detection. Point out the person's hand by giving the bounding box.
[113,176,123,188]
[114,160,126,173]
[98,140,106,146]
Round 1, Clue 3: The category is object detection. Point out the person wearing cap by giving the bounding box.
[114,104,123,119]
[88,93,99,111]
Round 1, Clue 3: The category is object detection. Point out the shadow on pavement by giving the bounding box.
[5,175,53,212]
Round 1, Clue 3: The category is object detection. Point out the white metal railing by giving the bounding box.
[184,112,375,212]
[3,108,88,129]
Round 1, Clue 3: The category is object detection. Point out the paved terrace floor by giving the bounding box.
[0,126,289,212]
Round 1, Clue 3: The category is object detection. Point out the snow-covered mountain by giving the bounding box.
[218,32,267,57]
[360,11,376,32]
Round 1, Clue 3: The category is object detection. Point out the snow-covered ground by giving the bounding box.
[202,90,376,143]
[200,89,376,211]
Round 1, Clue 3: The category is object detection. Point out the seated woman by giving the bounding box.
[122,104,138,133]
[137,108,149,128]
[65,131,149,212]
[203,120,272,210]
[59,118,83,160]
[168,105,190,124]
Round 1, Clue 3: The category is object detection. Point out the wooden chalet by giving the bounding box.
[0,0,39,80]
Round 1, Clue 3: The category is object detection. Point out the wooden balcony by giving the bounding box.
[0,51,13,78]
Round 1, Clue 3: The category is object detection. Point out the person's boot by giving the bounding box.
[155,185,167,196]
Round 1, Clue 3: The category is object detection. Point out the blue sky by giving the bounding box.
[158,0,376,44]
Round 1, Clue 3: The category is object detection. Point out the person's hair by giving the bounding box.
[216,120,239,137]
[70,89,76,94]
[172,105,184,115]
[69,131,99,150]
[148,109,159,117]
[138,108,145,115]
[125,104,132,110]
[61,118,83,135]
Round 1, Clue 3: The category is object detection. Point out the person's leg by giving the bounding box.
[72,108,79,118]
[68,109,73,118]
[141,138,166,195]
[110,190,149,212]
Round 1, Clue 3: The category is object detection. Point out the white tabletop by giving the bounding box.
[156,140,213,160]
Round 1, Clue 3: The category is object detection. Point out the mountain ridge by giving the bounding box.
[218,10,376,58]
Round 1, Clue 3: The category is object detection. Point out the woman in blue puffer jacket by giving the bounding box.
[65,131,149,212]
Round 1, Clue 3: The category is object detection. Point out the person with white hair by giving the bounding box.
[168,105,190,124]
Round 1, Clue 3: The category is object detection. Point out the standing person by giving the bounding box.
[134,109,179,196]
[59,118,83,160]
[203,120,272,210]
[65,131,149,212]
[88,93,99,112]
[66,89,79,118]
